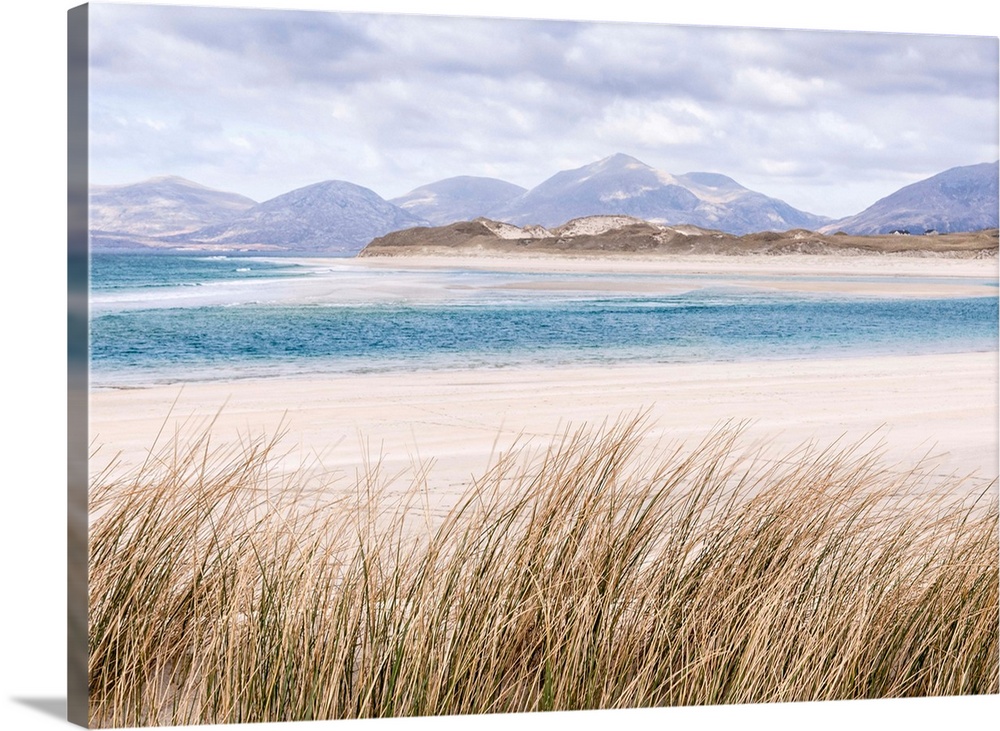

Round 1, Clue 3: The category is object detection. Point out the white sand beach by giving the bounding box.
[90,351,999,505]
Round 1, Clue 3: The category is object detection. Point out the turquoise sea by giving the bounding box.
[89,253,999,387]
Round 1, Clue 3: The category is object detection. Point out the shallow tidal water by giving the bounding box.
[89,253,999,386]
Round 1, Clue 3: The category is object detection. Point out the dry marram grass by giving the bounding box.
[88,419,999,727]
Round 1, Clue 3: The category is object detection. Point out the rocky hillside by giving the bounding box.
[488,154,832,234]
[168,180,426,254]
[89,176,257,248]
[390,176,526,226]
[359,215,998,259]
[822,162,999,235]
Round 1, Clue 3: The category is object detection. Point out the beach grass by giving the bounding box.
[88,418,999,727]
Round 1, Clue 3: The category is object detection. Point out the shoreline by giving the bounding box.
[90,343,1000,392]
[342,251,999,279]
[90,350,1000,497]
[292,252,1000,299]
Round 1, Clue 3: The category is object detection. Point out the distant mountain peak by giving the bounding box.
[571,153,659,178]
[487,154,828,233]
[820,161,999,235]
[180,178,425,254]
[143,174,212,187]
[596,152,647,166]
[88,176,257,242]
[278,178,379,200]
[391,176,527,227]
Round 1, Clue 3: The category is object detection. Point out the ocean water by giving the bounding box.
[89,253,999,386]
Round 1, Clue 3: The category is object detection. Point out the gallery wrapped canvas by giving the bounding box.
[68,2,999,728]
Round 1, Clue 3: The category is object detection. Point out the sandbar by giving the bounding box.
[346,251,998,277]
[308,253,1000,299]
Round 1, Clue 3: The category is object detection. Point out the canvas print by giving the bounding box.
[68,2,999,728]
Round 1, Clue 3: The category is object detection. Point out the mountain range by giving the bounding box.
[485,153,833,233]
[89,156,999,254]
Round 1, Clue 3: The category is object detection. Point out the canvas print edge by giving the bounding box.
[70,1,1000,731]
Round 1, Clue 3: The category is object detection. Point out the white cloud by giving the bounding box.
[596,99,710,147]
[85,4,999,217]
[732,67,829,107]
[811,112,884,151]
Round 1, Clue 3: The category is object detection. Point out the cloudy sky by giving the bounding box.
[87,2,998,218]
